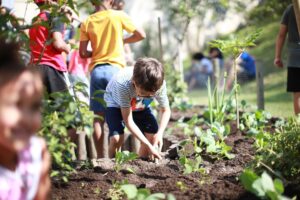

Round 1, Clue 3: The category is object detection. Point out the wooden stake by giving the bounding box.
[256,63,265,110]
[158,17,164,64]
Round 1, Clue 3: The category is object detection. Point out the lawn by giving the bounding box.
[189,69,294,118]
[187,20,294,118]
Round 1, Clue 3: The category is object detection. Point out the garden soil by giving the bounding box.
[51,110,299,200]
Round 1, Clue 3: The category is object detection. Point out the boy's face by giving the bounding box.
[0,71,43,152]
[133,82,156,98]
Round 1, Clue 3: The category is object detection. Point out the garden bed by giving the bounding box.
[51,110,299,200]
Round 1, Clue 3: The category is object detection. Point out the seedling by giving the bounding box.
[176,181,187,192]
[107,181,176,200]
[114,150,138,173]
[210,30,261,129]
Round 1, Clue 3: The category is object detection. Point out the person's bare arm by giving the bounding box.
[121,107,161,159]
[153,106,171,151]
[52,32,70,54]
[79,40,92,58]
[274,24,288,68]
[123,28,146,44]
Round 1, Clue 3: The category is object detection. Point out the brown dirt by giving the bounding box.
[51,113,298,200]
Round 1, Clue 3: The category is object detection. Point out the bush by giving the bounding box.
[253,116,300,182]
[39,82,94,182]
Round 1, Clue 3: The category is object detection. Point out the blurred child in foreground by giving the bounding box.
[0,39,50,199]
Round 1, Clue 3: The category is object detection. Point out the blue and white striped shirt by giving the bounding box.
[104,67,169,111]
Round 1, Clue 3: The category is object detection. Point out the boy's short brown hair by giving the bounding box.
[132,57,164,92]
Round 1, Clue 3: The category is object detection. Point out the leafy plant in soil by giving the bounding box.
[178,138,205,174]
[240,170,294,200]
[239,108,272,134]
[107,181,176,200]
[114,150,138,173]
[210,30,261,129]
[39,82,94,182]
[252,116,300,182]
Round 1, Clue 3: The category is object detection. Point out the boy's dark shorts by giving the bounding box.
[106,107,159,137]
[36,64,68,94]
[287,67,300,92]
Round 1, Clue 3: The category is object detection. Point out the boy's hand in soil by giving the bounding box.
[148,144,162,160]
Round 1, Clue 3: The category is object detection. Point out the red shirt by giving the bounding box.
[29,11,67,72]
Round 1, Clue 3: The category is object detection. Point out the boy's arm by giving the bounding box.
[123,28,146,44]
[153,106,171,151]
[79,40,92,58]
[52,32,70,54]
[121,107,162,159]
[274,24,288,68]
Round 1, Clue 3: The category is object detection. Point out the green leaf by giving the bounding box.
[252,179,265,197]
[274,179,284,194]
[136,188,151,200]
[120,184,138,199]
[240,169,259,194]
[167,194,176,200]
[145,193,166,200]
[261,172,275,192]
[126,167,135,174]
[183,164,193,174]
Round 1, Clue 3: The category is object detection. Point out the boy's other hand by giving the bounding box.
[274,58,283,68]
[148,144,162,160]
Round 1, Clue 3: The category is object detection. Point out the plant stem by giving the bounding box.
[233,57,239,129]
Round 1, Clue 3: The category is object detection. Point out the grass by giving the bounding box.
[187,20,294,118]
[189,69,293,118]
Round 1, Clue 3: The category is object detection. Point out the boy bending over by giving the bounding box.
[104,58,171,159]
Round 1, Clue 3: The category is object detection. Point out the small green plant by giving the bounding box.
[120,183,176,200]
[240,109,272,134]
[178,138,205,174]
[114,150,138,173]
[252,116,300,181]
[240,170,294,200]
[210,30,261,129]
[198,125,234,159]
[176,181,187,192]
[107,181,176,200]
[94,187,101,195]
[107,181,125,200]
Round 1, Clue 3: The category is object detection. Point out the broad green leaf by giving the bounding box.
[240,170,259,194]
[261,172,275,192]
[252,179,265,197]
[120,184,138,199]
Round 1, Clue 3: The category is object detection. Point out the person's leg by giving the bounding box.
[293,92,300,115]
[287,67,300,115]
[93,112,105,158]
[109,134,125,158]
[106,107,125,158]
[90,64,120,158]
